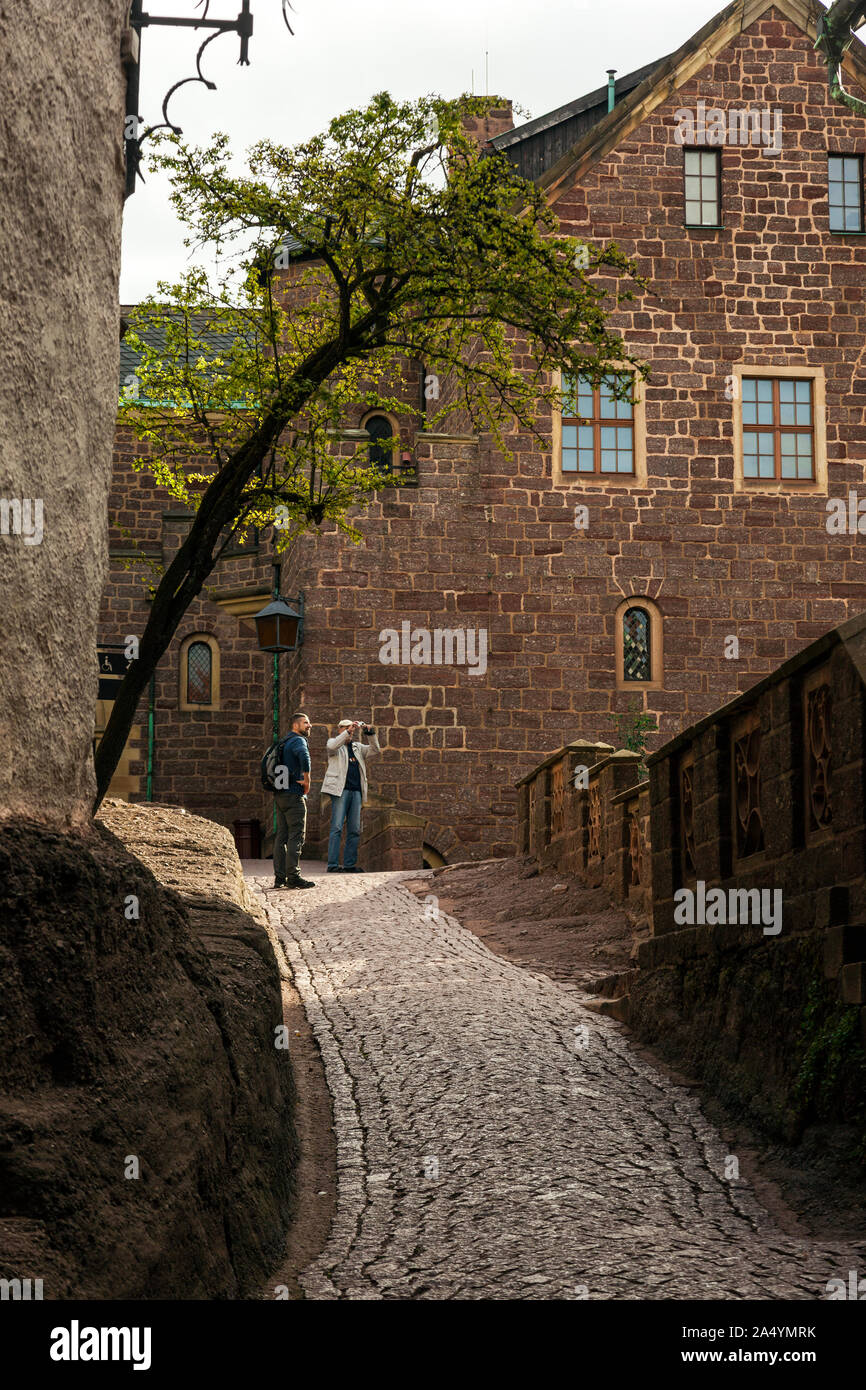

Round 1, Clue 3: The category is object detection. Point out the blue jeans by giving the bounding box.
[328,789,362,868]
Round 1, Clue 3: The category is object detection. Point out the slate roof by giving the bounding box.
[490,56,670,183]
[119,305,247,396]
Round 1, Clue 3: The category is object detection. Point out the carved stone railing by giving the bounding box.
[646,611,866,949]
[516,740,651,921]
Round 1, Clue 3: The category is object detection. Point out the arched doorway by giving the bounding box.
[422,842,447,869]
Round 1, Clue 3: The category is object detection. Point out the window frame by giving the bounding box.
[614,597,663,692]
[361,410,398,476]
[828,152,865,235]
[741,376,816,484]
[179,633,221,712]
[730,364,827,496]
[683,147,722,229]
[552,367,647,487]
[560,372,636,477]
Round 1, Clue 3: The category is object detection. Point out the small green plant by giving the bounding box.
[794,979,866,1126]
[609,700,658,776]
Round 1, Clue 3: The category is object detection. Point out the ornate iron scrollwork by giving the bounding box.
[124,0,295,197]
[806,682,832,835]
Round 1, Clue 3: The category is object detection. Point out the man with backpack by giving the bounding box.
[264,711,315,891]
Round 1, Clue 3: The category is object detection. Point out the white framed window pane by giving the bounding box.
[685,200,702,223]
[578,426,593,449]
[685,152,702,175]
[600,450,618,472]
[742,402,757,424]
[757,401,774,425]
[578,450,594,471]
[562,449,577,471]
[759,453,775,478]
[795,380,811,403]
[781,454,797,478]
[780,401,795,425]
[562,425,577,448]
[779,380,795,402]
[601,426,617,448]
[701,152,716,174]
[599,389,617,418]
[742,378,757,401]
[757,380,773,401]
[846,206,861,230]
[744,454,759,477]
[780,433,796,454]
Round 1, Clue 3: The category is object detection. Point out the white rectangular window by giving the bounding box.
[684,149,721,227]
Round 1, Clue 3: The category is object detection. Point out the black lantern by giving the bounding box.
[254,595,303,653]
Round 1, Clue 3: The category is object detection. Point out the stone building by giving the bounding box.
[100,0,866,866]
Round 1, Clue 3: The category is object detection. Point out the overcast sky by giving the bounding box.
[120,0,848,302]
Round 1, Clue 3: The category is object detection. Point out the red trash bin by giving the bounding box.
[232,818,261,859]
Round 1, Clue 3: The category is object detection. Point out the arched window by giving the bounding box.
[365,413,395,474]
[614,598,663,691]
[179,634,221,711]
[187,641,212,704]
[623,606,651,683]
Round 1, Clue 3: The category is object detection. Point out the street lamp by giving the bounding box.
[255,572,303,839]
[253,595,304,653]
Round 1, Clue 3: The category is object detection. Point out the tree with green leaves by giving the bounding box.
[816,1,866,115]
[96,91,647,809]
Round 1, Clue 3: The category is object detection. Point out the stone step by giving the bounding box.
[582,995,630,1023]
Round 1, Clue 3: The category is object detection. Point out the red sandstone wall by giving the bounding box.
[102,10,866,866]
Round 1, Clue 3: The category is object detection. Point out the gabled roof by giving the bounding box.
[498,0,866,203]
[490,57,670,183]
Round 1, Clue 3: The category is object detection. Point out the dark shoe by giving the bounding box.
[286,876,316,889]
[343,866,364,873]
[272,877,288,890]
[327,866,343,873]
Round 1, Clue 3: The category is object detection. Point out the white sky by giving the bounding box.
[120,0,852,302]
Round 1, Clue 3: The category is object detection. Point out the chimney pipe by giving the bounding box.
[607,69,617,113]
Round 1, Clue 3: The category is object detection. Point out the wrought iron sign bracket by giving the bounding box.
[123,1,294,198]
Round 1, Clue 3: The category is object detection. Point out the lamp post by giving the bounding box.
[254,566,304,835]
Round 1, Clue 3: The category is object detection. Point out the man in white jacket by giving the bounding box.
[321,718,380,873]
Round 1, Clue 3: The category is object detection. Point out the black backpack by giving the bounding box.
[261,735,289,791]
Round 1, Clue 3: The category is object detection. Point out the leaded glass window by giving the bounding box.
[187,640,213,705]
[741,377,814,481]
[623,607,651,683]
[561,373,634,474]
[829,155,864,233]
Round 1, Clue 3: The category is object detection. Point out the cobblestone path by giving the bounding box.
[249,866,865,1301]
